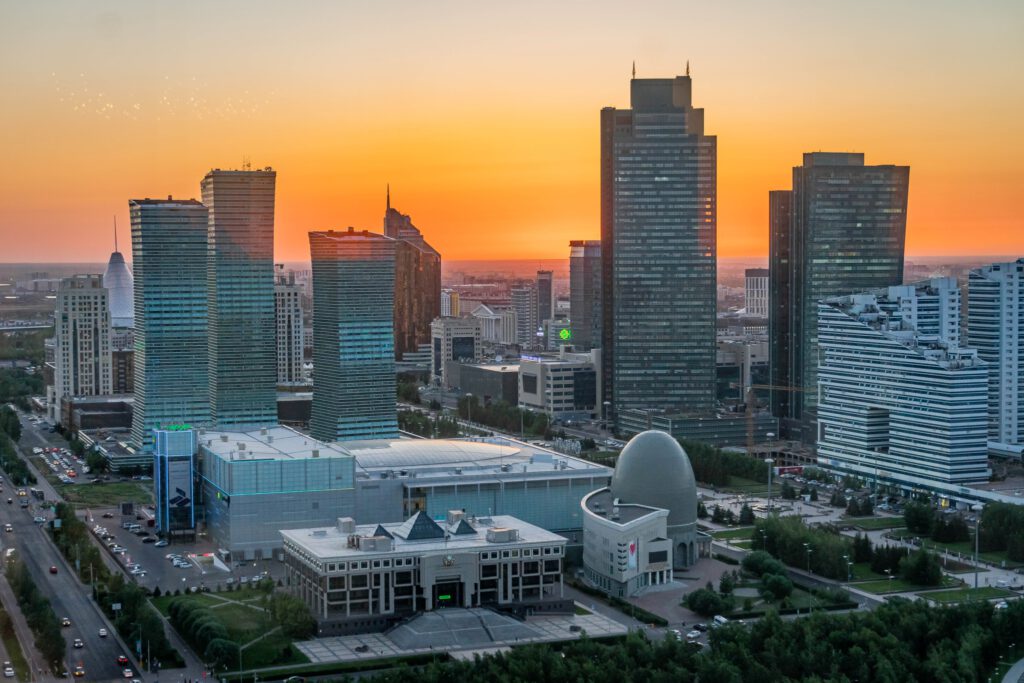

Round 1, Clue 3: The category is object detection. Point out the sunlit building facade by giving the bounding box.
[384,192,441,360]
[569,240,602,352]
[52,275,112,422]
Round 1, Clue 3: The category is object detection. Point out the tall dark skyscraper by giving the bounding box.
[202,168,278,429]
[569,240,601,351]
[770,153,909,442]
[600,70,717,422]
[536,270,554,325]
[383,187,441,360]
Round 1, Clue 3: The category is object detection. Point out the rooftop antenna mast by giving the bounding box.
[113,215,118,252]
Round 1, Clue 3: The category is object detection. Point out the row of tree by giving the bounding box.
[397,410,459,438]
[678,438,769,488]
[0,407,36,485]
[979,502,1024,561]
[95,573,179,670]
[457,397,552,438]
[6,560,66,671]
[168,598,240,670]
[0,367,44,406]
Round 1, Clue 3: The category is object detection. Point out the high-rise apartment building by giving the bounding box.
[51,275,112,421]
[384,190,441,360]
[770,153,909,442]
[536,270,554,326]
[968,259,1024,458]
[600,71,717,421]
[569,240,602,351]
[130,198,210,450]
[430,316,483,388]
[441,289,460,318]
[309,229,399,442]
[511,285,538,348]
[817,279,990,489]
[274,266,304,385]
[202,168,277,429]
[744,268,769,318]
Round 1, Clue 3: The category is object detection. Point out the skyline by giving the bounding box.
[2,1,1023,263]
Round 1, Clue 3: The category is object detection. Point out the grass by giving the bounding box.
[712,527,756,541]
[0,608,30,682]
[723,477,771,495]
[574,605,591,615]
[850,575,960,594]
[58,480,153,508]
[843,516,905,531]
[919,587,1015,604]
[887,530,1024,570]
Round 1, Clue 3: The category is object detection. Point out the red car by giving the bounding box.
[49,566,58,574]
[116,656,129,667]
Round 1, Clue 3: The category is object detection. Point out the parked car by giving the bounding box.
[154,540,168,548]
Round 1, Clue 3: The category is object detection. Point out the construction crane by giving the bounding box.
[730,382,815,463]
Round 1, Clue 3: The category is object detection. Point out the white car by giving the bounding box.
[686,630,702,641]
[98,628,108,637]
[3,663,14,678]
[154,540,168,548]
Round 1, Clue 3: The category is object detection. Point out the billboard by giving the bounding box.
[162,456,195,531]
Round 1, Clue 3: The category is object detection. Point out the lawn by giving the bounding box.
[919,587,1015,604]
[723,477,771,496]
[851,575,961,594]
[58,480,153,508]
[843,516,905,531]
[887,531,1024,570]
[713,527,756,541]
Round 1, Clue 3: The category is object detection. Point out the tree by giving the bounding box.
[900,549,942,586]
[697,501,708,520]
[204,638,240,670]
[269,592,316,639]
[718,572,735,595]
[738,504,755,525]
[809,488,819,502]
[780,481,797,500]
[684,588,732,617]
[742,551,786,578]
[761,573,793,601]
[904,501,935,535]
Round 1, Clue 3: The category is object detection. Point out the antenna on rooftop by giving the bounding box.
[113,215,118,252]
[242,155,251,171]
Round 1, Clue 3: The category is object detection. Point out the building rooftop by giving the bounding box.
[583,488,664,525]
[280,513,565,560]
[199,425,353,461]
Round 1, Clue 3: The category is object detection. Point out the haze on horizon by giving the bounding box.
[1,1,1022,263]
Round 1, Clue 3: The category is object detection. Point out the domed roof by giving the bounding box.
[610,430,697,527]
[103,251,134,328]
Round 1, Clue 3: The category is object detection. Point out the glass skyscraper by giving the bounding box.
[770,153,909,442]
[202,168,278,429]
[309,228,399,442]
[129,198,210,450]
[569,240,602,352]
[600,72,717,421]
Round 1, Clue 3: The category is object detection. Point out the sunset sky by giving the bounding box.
[1,1,1021,263]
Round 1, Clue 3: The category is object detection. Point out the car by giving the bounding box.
[142,537,156,544]
[130,569,147,576]
[116,655,129,666]
[2,662,13,678]
[694,623,708,632]
[112,548,127,555]
[61,617,71,627]
[73,638,83,649]
[98,628,108,637]
[668,629,683,641]
[73,667,85,678]
[686,630,702,641]
[102,512,114,518]
[154,540,168,547]
[134,530,149,537]
[122,669,134,679]
[33,516,45,524]
[995,601,1009,610]
[49,566,58,574]
[3,525,11,533]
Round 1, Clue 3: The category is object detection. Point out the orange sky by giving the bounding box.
[1,2,1022,263]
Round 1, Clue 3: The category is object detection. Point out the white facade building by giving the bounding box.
[440,289,460,317]
[744,268,768,318]
[969,259,1024,459]
[471,304,517,345]
[274,269,304,385]
[51,275,112,421]
[817,278,991,493]
[518,349,601,420]
[430,316,482,387]
[511,285,538,348]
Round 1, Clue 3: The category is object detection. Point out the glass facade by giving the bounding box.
[203,169,278,429]
[384,200,441,361]
[130,199,210,450]
[569,240,602,351]
[601,75,717,421]
[309,229,399,442]
[153,428,196,533]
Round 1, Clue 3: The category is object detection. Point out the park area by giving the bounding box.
[920,587,1016,604]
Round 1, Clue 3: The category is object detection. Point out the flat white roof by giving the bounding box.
[200,426,352,461]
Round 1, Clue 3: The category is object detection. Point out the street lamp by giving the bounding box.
[843,554,852,582]
[760,529,767,552]
[803,543,813,573]
[765,457,774,515]
[465,393,473,431]
[602,401,611,428]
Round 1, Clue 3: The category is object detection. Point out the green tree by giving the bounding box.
[903,501,935,535]
[269,592,316,639]
[738,504,755,525]
[900,549,942,586]
[780,481,797,500]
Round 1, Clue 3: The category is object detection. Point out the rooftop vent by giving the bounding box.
[311,530,327,538]
[237,442,246,451]
[220,434,229,442]
[260,428,268,436]
[311,449,320,458]
[336,517,355,534]
[454,467,463,475]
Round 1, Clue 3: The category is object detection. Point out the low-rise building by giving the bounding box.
[518,349,600,421]
[430,317,482,388]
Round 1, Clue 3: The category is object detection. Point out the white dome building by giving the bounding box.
[580,430,705,597]
[103,249,134,329]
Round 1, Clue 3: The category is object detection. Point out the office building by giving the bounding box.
[969,259,1024,458]
[384,191,441,360]
[282,511,567,634]
[542,318,572,351]
[817,279,990,492]
[511,285,538,348]
[569,240,602,351]
[51,275,113,422]
[716,338,769,405]
[518,349,600,421]
[471,304,517,346]
[275,267,304,385]
[440,289,460,318]
[601,71,717,423]
[770,153,909,442]
[203,168,278,429]
[536,270,554,326]
[768,190,794,420]
[103,231,134,329]
[153,427,197,535]
[430,316,482,388]
[617,409,778,447]
[745,268,768,318]
[444,362,520,405]
[309,229,399,442]
[130,198,210,450]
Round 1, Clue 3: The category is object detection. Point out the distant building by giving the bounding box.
[518,349,600,421]
[536,270,554,327]
[471,304,517,346]
[51,275,113,422]
[203,168,278,430]
[617,409,778,448]
[542,318,572,351]
[440,289,460,317]
[511,285,538,348]
[130,198,210,450]
[569,240,602,351]
[430,317,482,389]
[309,228,399,442]
[385,190,441,360]
[817,279,990,491]
[716,338,769,405]
[444,362,519,405]
[274,266,304,385]
[770,153,909,443]
[103,234,134,329]
[601,72,717,424]
[744,268,768,318]
[969,259,1024,458]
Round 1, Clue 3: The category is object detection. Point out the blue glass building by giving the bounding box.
[153,427,197,534]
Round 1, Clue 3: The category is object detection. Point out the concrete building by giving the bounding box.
[430,317,482,389]
[51,275,113,422]
[969,259,1024,459]
[817,279,991,493]
[511,285,538,348]
[282,511,567,634]
[716,338,769,405]
[110,327,134,395]
[601,71,717,425]
[443,362,519,405]
[471,304,517,346]
[274,267,304,385]
[103,233,134,329]
[536,270,554,328]
[770,153,909,443]
[569,240,602,352]
[744,268,768,318]
[385,191,441,360]
[440,289,460,318]
[617,409,778,448]
[518,349,600,421]
[581,431,706,597]
[309,228,399,442]
[203,168,278,429]
[129,198,211,450]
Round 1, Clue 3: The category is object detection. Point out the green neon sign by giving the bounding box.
[438,594,451,601]
[167,424,193,431]
[559,328,571,341]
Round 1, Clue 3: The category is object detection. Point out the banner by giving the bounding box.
[627,539,638,570]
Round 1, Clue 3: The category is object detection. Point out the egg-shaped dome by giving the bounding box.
[610,430,697,527]
[103,250,134,328]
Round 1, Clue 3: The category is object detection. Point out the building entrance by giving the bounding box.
[433,579,463,609]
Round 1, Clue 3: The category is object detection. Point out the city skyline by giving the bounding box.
[2,2,1022,263]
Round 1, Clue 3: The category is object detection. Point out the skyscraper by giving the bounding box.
[202,168,277,429]
[103,225,134,329]
[536,270,554,326]
[744,268,769,318]
[274,266,304,385]
[51,274,112,422]
[600,71,717,421]
[968,259,1024,458]
[511,285,538,348]
[130,198,210,450]
[770,153,909,442]
[309,228,399,442]
[384,188,441,360]
[768,190,793,420]
[569,240,602,351]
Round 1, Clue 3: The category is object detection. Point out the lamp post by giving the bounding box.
[765,457,774,515]
[465,393,473,433]
[602,401,611,430]
[974,517,982,590]
[803,543,813,573]
[842,554,852,582]
[760,530,767,552]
